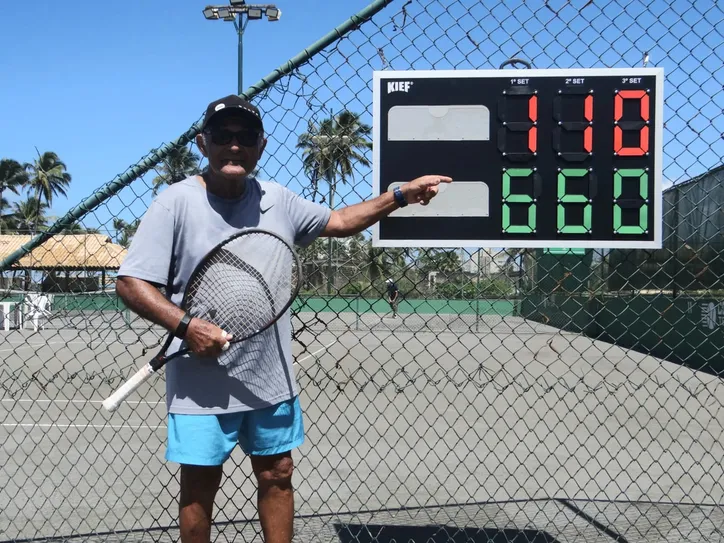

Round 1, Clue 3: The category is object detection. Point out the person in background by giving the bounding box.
[386,278,400,317]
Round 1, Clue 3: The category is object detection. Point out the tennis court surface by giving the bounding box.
[2,310,723,542]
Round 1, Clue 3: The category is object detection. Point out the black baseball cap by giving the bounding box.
[201,95,264,132]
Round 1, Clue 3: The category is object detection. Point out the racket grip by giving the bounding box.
[102,363,155,412]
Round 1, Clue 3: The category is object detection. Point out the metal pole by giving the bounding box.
[327,184,334,295]
[237,13,244,95]
[355,295,360,331]
[477,249,482,332]
[670,187,681,299]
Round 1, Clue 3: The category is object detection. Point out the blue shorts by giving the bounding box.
[166,396,304,466]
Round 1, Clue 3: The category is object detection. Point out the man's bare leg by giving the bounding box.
[179,464,223,543]
[250,452,295,543]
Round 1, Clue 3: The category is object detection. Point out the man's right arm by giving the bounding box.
[116,277,185,333]
[116,199,229,357]
[117,276,231,357]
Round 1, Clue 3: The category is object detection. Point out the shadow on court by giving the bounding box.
[334,523,558,543]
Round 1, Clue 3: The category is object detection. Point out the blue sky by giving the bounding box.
[1,0,721,240]
[0,0,376,225]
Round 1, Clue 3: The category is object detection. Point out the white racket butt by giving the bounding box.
[102,363,155,412]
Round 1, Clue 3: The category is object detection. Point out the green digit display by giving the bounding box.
[557,169,592,234]
[502,168,535,233]
[614,169,648,234]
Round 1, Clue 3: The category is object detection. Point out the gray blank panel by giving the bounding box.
[388,105,490,141]
[387,181,489,217]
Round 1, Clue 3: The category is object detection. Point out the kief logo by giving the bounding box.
[387,81,413,93]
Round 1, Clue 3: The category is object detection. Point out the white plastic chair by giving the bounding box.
[23,293,53,331]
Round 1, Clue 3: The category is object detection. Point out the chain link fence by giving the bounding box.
[2,0,723,541]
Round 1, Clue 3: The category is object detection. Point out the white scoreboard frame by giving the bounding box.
[371,67,665,249]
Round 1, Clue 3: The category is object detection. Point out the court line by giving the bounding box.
[294,340,337,365]
[0,340,130,354]
[1,398,163,406]
[0,341,84,353]
[1,423,164,430]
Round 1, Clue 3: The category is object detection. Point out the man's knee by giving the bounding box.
[251,453,294,488]
[180,464,223,505]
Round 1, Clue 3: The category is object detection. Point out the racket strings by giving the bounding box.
[184,232,299,341]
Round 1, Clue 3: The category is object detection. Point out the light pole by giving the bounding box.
[202,2,281,95]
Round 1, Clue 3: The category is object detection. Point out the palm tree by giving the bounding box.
[24,151,71,230]
[12,196,49,233]
[112,218,127,243]
[0,159,29,233]
[364,243,407,285]
[297,118,333,204]
[416,249,462,294]
[345,233,367,264]
[0,196,13,232]
[151,146,201,195]
[296,111,372,205]
[366,246,389,284]
[117,219,140,248]
[296,110,372,293]
[418,249,462,276]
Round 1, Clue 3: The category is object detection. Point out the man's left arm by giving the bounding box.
[321,175,452,238]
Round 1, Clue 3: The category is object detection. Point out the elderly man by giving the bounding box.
[116,94,451,543]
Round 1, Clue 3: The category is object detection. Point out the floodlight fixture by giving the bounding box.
[202,2,282,94]
[247,7,263,19]
[203,6,218,19]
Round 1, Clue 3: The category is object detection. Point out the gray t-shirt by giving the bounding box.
[118,176,331,415]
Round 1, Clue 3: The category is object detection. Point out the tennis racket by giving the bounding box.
[102,228,301,412]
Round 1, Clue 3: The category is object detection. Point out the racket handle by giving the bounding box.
[102,363,155,412]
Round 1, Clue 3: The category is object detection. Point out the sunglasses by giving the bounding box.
[205,127,261,147]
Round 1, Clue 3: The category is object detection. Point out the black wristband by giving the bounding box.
[393,186,408,207]
[174,312,192,339]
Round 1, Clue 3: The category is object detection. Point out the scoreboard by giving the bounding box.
[371,68,664,248]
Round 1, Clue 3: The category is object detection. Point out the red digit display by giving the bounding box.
[497,88,537,161]
[584,95,593,152]
[552,90,593,162]
[614,90,649,156]
[529,95,537,153]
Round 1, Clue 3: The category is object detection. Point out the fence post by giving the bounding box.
[355,295,360,331]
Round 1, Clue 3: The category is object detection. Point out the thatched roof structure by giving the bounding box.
[0,234,127,270]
